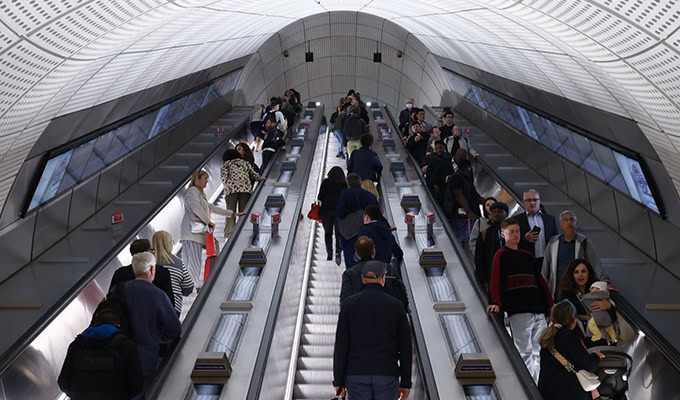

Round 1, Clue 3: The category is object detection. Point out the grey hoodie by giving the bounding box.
[581,290,613,327]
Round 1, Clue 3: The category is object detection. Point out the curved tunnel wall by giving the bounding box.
[234,12,447,115]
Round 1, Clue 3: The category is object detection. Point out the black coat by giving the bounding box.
[343,114,367,142]
[405,131,430,166]
[109,264,174,307]
[318,179,346,218]
[474,225,503,285]
[339,259,409,310]
[333,284,412,388]
[514,212,558,257]
[348,146,383,182]
[538,328,600,400]
[358,221,403,264]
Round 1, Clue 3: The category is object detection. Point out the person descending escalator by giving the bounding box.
[260,117,285,171]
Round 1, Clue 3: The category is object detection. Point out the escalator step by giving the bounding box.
[295,369,333,384]
[293,383,336,399]
[305,304,340,315]
[301,333,335,346]
[304,314,338,325]
[303,323,336,335]
[297,356,333,370]
[299,344,334,357]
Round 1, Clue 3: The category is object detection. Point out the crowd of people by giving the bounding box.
[57,89,302,399]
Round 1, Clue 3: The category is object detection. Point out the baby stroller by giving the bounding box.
[589,346,633,400]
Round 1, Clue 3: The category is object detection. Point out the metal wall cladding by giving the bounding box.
[32,190,72,258]
[614,191,656,260]
[0,214,35,283]
[586,174,620,232]
[96,160,123,211]
[119,148,142,193]
[562,161,591,211]
[545,154,568,194]
[68,175,99,232]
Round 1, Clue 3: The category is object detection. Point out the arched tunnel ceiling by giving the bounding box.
[1,0,680,216]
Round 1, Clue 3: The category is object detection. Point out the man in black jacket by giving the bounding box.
[424,140,453,205]
[333,262,412,400]
[405,122,430,166]
[339,237,409,310]
[348,134,382,199]
[109,239,174,307]
[513,189,558,267]
[358,205,403,264]
[474,202,508,292]
[260,117,285,171]
[399,98,414,135]
[343,107,368,160]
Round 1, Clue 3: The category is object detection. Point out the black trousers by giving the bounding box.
[261,150,275,171]
[321,214,339,255]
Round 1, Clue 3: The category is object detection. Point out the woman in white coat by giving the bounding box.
[181,169,243,289]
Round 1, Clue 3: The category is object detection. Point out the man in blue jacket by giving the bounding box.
[348,133,382,200]
[336,173,379,268]
[358,205,403,264]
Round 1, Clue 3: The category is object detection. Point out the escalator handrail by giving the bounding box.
[0,111,250,377]
[383,104,544,400]
[423,105,680,373]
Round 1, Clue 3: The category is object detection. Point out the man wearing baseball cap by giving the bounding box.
[333,262,412,399]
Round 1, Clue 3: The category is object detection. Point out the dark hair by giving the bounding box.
[500,217,519,230]
[453,148,468,164]
[434,139,445,148]
[222,149,241,162]
[364,204,381,221]
[265,117,277,125]
[236,142,254,160]
[360,134,374,147]
[327,166,346,185]
[347,173,361,187]
[347,89,355,96]
[458,158,472,170]
[94,309,121,327]
[351,107,360,115]
[355,236,374,259]
[559,258,597,296]
[538,302,575,349]
[129,239,151,256]
[482,196,498,218]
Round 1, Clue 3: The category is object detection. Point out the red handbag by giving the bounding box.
[307,202,322,222]
[204,232,217,281]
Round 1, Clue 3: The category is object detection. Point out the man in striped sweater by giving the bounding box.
[486,217,554,383]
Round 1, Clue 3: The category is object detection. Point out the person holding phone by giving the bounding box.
[514,189,558,267]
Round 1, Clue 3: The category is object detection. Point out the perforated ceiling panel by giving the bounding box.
[2,0,680,217]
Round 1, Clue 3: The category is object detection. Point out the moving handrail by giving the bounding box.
[383,105,544,399]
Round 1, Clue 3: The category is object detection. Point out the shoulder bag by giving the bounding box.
[550,348,600,391]
[337,189,364,239]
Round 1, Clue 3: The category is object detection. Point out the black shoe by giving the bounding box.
[336,152,343,158]
[327,252,333,261]
[335,252,342,266]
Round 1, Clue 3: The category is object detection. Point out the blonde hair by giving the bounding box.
[152,231,174,265]
[190,169,208,199]
[538,302,575,349]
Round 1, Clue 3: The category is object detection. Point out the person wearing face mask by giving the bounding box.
[399,98,414,136]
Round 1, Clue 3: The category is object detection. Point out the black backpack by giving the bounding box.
[67,334,127,399]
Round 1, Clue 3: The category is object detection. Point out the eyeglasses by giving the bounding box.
[523,198,540,203]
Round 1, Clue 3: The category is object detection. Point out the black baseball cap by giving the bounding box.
[361,260,386,279]
[489,202,509,214]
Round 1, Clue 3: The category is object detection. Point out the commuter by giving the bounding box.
[330,97,347,158]
[181,169,242,290]
[280,100,297,129]
[469,197,498,256]
[109,239,174,307]
[348,133,382,201]
[514,189,558,266]
[451,147,468,172]
[352,93,369,123]
[285,88,302,113]
[486,218,553,383]
[582,281,617,345]
[260,117,285,171]
[250,104,265,151]
[415,108,433,132]
[538,301,604,400]
[236,142,260,174]
[405,122,430,166]
[123,252,181,395]
[336,173,379,269]
[58,309,143,400]
[542,210,608,300]
[221,149,263,237]
[333,262,412,400]
[424,139,453,205]
[443,125,478,158]
[262,99,287,133]
[559,259,617,347]
[445,159,483,244]
[399,98,415,135]
[343,107,368,159]
[339,237,408,310]
[474,202,508,291]
[439,110,455,141]
[358,205,403,265]
[152,231,194,315]
[318,166,347,262]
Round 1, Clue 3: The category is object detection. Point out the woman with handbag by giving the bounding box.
[538,301,605,400]
[317,166,347,261]
[181,169,243,290]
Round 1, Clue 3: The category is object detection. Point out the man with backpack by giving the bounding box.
[58,309,143,399]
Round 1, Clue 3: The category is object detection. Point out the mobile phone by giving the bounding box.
[531,226,541,234]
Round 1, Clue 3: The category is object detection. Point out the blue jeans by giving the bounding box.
[333,129,344,153]
[346,375,399,400]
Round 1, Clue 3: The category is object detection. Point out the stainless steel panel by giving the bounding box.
[1,345,60,400]
[545,151,568,193]
[568,101,617,143]
[0,156,44,230]
[516,137,550,179]
[644,157,680,227]
[543,93,581,125]
[69,100,119,142]
[439,314,482,363]
[0,213,35,283]
[562,161,591,211]
[96,160,123,210]
[68,175,99,232]
[607,117,657,160]
[206,313,248,360]
[650,214,680,278]
[32,190,72,258]
[119,148,142,193]
[27,109,89,158]
[101,92,142,127]
[138,140,158,178]
[586,174,620,233]
[615,191,656,260]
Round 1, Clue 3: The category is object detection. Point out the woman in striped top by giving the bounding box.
[152,231,194,314]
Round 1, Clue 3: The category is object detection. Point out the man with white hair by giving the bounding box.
[542,210,608,300]
[124,252,181,397]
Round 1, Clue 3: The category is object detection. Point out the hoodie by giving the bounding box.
[358,220,403,264]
